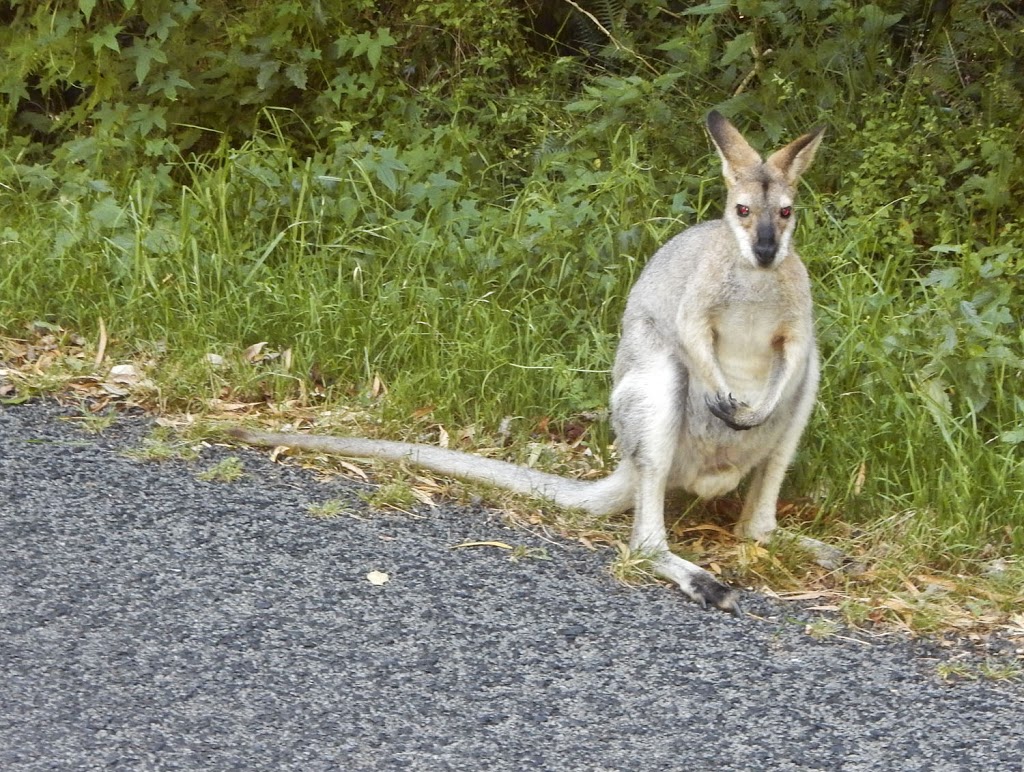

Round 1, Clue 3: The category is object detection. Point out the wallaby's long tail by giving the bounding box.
[227,428,633,517]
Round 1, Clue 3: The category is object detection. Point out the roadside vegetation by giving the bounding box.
[1,1,1021,640]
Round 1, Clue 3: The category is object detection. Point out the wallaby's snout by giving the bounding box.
[753,218,777,267]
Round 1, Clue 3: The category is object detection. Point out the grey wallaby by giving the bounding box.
[230,111,827,612]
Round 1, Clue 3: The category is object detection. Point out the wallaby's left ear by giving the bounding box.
[766,125,826,184]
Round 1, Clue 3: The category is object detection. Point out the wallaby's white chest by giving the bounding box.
[711,302,785,403]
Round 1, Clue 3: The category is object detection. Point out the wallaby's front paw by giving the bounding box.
[706,393,759,431]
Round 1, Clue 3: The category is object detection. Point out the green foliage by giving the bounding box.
[0,0,540,160]
[1,0,1022,562]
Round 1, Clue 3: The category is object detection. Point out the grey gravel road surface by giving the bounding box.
[1,401,1022,771]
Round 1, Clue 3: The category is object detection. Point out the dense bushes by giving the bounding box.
[3,2,1021,240]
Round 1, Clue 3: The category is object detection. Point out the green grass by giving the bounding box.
[1,108,1021,634]
[197,456,246,483]
[120,425,203,463]
[801,206,1024,559]
[306,499,349,519]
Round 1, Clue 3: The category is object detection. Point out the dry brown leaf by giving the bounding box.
[451,541,513,551]
[853,461,867,496]
[914,574,957,590]
[222,403,256,413]
[338,460,369,481]
[775,591,839,601]
[108,364,140,384]
[676,523,736,539]
[880,596,914,612]
[413,474,443,491]
[411,488,436,508]
[902,579,923,597]
[99,383,130,397]
[94,317,107,367]
[243,341,268,362]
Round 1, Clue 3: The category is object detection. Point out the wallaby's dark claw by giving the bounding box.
[706,393,756,431]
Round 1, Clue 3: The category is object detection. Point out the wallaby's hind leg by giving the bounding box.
[735,362,819,541]
[734,460,783,542]
[633,462,740,612]
[614,361,740,612]
[732,362,847,574]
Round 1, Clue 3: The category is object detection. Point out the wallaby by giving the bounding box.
[229,111,826,613]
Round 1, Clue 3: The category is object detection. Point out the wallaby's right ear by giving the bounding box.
[706,110,762,186]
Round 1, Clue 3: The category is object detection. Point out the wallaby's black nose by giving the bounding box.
[754,221,777,266]
[754,241,777,266]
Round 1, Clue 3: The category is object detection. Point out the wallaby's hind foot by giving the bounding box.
[652,552,742,614]
[767,529,859,573]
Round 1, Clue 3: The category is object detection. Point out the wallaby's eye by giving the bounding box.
[736,205,751,218]
[779,206,793,218]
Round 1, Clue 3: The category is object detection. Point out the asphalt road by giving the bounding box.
[1,401,1022,771]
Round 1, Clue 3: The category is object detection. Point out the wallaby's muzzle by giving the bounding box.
[753,220,777,267]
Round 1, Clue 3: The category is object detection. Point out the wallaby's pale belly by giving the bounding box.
[671,304,801,499]
[673,434,764,499]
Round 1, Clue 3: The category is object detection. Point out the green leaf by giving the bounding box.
[722,32,755,66]
[257,60,281,91]
[88,197,126,229]
[565,99,601,113]
[285,63,308,90]
[128,104,168,136]
[352,28,397,69]
[129,44,168,85]
[859,5,903,36]
[148,11,180,42]
[146,70,193,100]
[90,24,123,55]
[367,147,409,193]
[0,79,31,108]
[683,1,731,16]
[921,267,961,289]
[999,429,1024,445]
[79,0,98,21]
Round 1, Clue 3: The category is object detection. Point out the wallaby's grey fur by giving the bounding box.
[230,111,826,612]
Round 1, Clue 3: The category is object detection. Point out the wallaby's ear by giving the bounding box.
[706,110,762,185]
[766,125,826,184]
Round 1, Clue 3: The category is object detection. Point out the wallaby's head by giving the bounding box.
[706,110,824,269]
